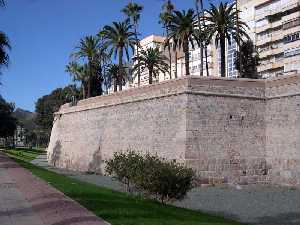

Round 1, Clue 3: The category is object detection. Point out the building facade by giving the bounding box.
[127,0,300,88]
[239,0,300,78]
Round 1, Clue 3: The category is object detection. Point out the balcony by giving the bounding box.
[272,47,284,55]
[259,49,272,58]
[282,1,300,12]
[258,62,284,73]
[271,32,284,42]
[256,36,272,46]
[258,63,272,72]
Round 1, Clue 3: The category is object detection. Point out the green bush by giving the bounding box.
[105,151,195,203]
[105,151,143,192]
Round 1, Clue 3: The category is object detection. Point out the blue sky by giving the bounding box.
[0,0,220,112]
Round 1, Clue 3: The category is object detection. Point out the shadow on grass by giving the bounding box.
[12,157,245,225]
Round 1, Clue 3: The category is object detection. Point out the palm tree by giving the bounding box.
[72,36,101,98]
[100,20,136,91]
[107,64,119,92]
[65,61,89,99]
[205,2,249,77]
[122,2,143,86]
[195,0,204,76]
[235,40,260,79]
[132,47,169,84]
[0,0,5,7]
[194,0,210,77]
[159,0,175,79]
[0,0,10,83]
[0,32,10,71]
[167,9,198,76]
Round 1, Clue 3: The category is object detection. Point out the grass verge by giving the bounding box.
[9,155,244,225]
[4,147,45,162]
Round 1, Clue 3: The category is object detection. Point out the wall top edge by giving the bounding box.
[57,74,300,115]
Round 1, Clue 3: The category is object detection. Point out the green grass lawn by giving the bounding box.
[7,152,245,225]
[4,147,46,162]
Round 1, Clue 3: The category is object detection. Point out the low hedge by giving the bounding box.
[105,151,195,203]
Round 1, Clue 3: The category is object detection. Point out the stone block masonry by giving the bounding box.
[47,74,300,186]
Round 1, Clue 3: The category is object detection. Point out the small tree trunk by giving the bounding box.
[82,84,86,99]
[205,45,209,76]
[183,40,190,76]
[114,77,118,92]
[166,29,172,80]
[220,36,226,77]
[175,51,178,78]
[87,78,91,98]
[135,26,142,86]
[149,67,153,84]
[118,49,123,91]
[87,60,93,98]
[200,0,209,77]
[195,0,203,76]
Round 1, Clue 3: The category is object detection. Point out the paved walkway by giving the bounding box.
[0,153,109,225]
[32,154,300,225]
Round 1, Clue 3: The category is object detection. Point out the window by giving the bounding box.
[283,17,300,30]
[284,31,300,43]
[284,62,300,72]
[256,18,268,28]
[284,47,300,57]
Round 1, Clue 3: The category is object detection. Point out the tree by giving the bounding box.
[0,0,5,7]
[107,64,119,92]
[0,32,10,81]
[205,2,249,77]
[0,95,17,139]
[0,0,10,84]
[72,36,102,98]
[100,20,136,91]
[65,61,89,99]
[35,85,80,143]
[235,40,260,79]
[195,0,204,76]
[133,47,169,84]
[167,9,198,76]
[122,2,143,86]
[159,0,175,79]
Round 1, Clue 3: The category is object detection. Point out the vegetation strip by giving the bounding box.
[4,148,45,162]
[8,152,244,225]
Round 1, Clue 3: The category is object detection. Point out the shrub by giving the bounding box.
[105,151,195,203]
[105,151,143,192]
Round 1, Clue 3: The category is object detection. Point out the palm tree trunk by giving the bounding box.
[205,45,209,76]
[87,61,92,98]
[220,35,226,77]
[175,50,178,78]
[114,77,118,92]
[200,0,209,77]
[118,48,123,91]
[149,67,153,84]
[183,40,190,76]
[135,25,142,86]
[166,29,172,79]
[87,78,91,98]
[195,0,203,76]
[82,83,86,99]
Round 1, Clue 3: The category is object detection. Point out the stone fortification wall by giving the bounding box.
[48,75,300,186]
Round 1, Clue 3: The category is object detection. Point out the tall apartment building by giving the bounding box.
[131,35,177,87]
[130,0,300,87]
[239,0,300,78]
[131,34,239,86]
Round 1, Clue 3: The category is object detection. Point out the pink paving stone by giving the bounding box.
[1,153,110,225]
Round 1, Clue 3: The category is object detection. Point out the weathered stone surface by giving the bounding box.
[48,74,300,186]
